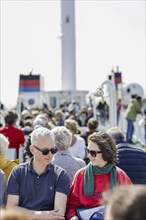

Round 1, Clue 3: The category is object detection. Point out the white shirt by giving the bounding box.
[68,136,86,159]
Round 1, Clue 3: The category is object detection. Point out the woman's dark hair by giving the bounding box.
[88,132,117,163]
[4,110,18,125]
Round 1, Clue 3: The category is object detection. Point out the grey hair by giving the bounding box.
[31,127,54,146]
[106,127,125,142]
[0,133,9,155]
[52,126,72,150]
[33,114,48,129]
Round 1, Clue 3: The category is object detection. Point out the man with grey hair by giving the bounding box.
[33,113,50,129]
[23,113,50,161]
[52,126,86,183]
[107,126,146,184]
[7,127,70,220]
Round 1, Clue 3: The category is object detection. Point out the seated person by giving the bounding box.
[7,127,70,220]
[0,208,30,220]
[0,169,6,207]
[0,134,18,182]
[65,119,86,160]
[23,114,51,162]
[104,185,146,220]
[0,110,25,158]
[54,110,65,126]
[66,132,132,220]
[52,126,86,183]
[81,117,99,146]
[107,126,146,184]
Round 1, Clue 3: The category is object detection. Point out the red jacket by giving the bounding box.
[0,125,25,156]
[66,166,132,219]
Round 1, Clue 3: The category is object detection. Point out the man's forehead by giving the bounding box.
[37,136,54,143]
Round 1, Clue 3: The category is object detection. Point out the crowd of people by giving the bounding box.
[0,96,146,220]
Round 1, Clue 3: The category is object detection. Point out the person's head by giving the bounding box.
[87,118,99,131]
[0,134,9,155]
[52,126,72,151]
[4,110,18,125]
[87,132,117,167]
[79,110,87,118]
[104,185,146,220]
[136,96,142,106]
[21,109,31,120]
[23,119,33,127]
[64,118,78,134]
[30,127,56,165]
[54,110,63,121]
[136,96,142,101]
[87,107,93,115]
[131,94,137,99]
[33,114,49,129]
[106,127,125,143]
[0,208,30,220]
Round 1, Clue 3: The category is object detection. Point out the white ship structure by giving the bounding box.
[17,0,145,146]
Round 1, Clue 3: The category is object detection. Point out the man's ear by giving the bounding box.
[29,145,34,155]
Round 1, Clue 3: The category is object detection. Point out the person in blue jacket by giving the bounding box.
[107,126,146,184]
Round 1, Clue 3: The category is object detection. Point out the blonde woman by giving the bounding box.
[0,134,18,182]
[65,119,86,160]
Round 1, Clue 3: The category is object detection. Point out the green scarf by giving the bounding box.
[84,162,117,196]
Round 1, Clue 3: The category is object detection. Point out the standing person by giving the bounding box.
[66,132,132,220]
[7,127,70,220]
[125,96,142,143]
[107,127,146,184]
[0,169,6,207]
[116,98,122,124]
[85,107,94,124]
[97,98,109,125]
[52,126,86,183]
[68,100,79,118]
[0,110,25,158]
[0,134,19,182]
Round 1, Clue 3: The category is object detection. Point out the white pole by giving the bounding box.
[101,80,117,127]
[92,95,97,119]
[61,0,76,90]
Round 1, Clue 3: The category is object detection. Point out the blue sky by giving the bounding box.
[1,0,145,107]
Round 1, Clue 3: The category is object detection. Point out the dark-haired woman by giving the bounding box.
[66,132,132,220]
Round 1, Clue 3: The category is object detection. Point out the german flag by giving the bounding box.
[19,74,40,92]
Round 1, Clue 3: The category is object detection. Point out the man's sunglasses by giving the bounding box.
[33,145,58,155]
[85,148,102,158]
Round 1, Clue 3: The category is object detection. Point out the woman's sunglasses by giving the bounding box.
[33,145,58,155]
[86,148,102,158]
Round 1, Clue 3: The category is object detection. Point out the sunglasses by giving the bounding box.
[86,148,102,158]
[33,145,58,155]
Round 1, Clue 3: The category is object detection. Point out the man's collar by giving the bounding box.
[28,157,52,173]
